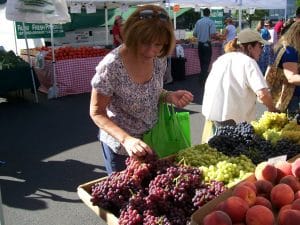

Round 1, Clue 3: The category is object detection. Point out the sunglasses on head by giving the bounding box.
[139,9,169,21]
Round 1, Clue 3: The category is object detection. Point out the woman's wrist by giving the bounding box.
[160,90,172,103]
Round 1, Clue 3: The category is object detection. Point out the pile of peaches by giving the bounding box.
[203,157,300,225]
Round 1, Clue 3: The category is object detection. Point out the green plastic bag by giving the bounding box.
[143,102,191,158]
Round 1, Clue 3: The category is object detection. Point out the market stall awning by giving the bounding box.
[63,6,193,30]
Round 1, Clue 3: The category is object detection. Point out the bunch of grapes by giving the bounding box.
[251,111,288,135]
[175,144,228,167]
[91,154,228,224]
[215,121,255,145]
[90,171,140,215]
[199,155,255,187]
[192,180,226,208]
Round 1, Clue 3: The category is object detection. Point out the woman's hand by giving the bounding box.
[122,136,153,157]
[166,90,194,108]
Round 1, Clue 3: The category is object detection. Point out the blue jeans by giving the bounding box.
[287,95,300,113]
[100,141,127,175]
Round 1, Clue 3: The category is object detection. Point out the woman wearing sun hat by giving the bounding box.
[201,28,277,141]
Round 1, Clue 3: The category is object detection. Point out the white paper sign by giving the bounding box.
[70,2,82,14]
[268,155,287,165]
[86,3,96,14]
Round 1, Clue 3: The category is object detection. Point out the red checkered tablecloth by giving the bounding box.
[36,56,103,97]
[35,44,222,97]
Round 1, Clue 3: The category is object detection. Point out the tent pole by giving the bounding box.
[238,0,242,30]
[13,22,18,55]
[48,23,58,99]
[284,0,287,21]
[105,4,108,46]
[22,22,39,103]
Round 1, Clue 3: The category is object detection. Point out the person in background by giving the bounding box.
[281,17,295,36]
[258,20,275,75]
[193,7,217,83]
[112,15,123,48]
[274,18,284,36]
[273,22,300,113]
[89,5,193,174]
[222,17,236,50]
[256,19,271,41]
[266,20,277,45]
[201,29,277,139]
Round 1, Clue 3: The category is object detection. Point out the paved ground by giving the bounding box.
[0,74,206,225]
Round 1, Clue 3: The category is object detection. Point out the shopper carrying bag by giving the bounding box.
[265,46,295,112]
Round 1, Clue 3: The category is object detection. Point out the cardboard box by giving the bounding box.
[190,154,300,225]
[77,177,118,225]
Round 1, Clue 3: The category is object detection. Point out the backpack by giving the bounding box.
[261,28,271,41]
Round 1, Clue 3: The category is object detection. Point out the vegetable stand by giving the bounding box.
[0,66,39,95]
[32,42,222,98]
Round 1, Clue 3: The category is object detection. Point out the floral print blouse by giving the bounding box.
[91,46,167,155]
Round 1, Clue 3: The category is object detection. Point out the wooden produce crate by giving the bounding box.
[190,154,300,225]
[77,177,118,225]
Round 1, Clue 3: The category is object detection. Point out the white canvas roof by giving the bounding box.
[168,0,286,9]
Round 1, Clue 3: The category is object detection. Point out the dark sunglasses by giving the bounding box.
[139,9,169,21]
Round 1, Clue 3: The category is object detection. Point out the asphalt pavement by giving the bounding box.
[0,74,206,225]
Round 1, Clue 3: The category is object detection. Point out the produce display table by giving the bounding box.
[34,42,222,98]
[174,41,223,76]
[35,56,104,97]
[0,66,39,95]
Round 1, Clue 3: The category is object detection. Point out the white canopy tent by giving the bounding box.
[66,0,163,45]
[167,0,287,29]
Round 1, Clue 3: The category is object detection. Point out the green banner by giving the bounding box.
[211,9,224,31]
[15,22,65,39]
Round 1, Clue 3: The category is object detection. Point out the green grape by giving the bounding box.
[262,129,282,144]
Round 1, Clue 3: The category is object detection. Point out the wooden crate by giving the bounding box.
[77,177,119,225]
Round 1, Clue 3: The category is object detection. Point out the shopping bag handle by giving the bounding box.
[168,103,190,148]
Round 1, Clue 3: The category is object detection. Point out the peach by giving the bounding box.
[255,162,277,183]
[279,175,300,192]
[275,161,292,183]
[203,210,232,225]
[291,198,300,211]
[221,196,249,223]
[292,158,300,179]
[270,183,295,209]
[254,196,272,210]
[295,190,300,200]
[245,205,275,225]
[236,181,257,194]
[254,179,274,199]
[278,204,292,218]
[233,184,256,206]
[278,209,300,225]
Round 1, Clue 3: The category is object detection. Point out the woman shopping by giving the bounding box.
[272,22,300,113]
[201,29,277,141]
[89,5,193,174]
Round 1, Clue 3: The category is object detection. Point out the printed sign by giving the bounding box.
[15,22,65,39]
[211,9,224,30]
